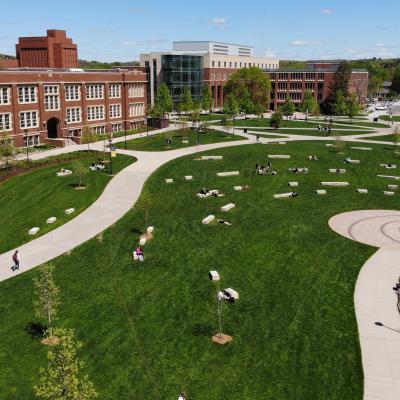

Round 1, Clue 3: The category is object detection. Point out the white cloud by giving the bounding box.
[322,8,334,15]
[210,17,226,26]
[290,39,323,46]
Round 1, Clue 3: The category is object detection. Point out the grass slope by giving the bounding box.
[2,141,400,399]
[248,128,371,136]
[0,153,135,253]
[116,128,246,151]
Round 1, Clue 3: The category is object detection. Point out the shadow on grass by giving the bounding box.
[191,323,216,337]
[24,322,47,339]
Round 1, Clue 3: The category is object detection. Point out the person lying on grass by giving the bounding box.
[215,218,232,225]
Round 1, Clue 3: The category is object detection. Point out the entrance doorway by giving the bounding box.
[47,118,60,139]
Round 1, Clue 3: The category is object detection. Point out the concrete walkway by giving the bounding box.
[330,210,400,400]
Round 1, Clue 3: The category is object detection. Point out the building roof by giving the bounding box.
[173,40,254,48]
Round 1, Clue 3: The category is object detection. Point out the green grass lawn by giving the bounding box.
[247,128,372,137]
[223,118,370,130]
[178,113,227,122]
[0,152,135,253]
[358,134,396,142]
[116,128,246,151]
[333,120,389,129]
[380,115,400,122]
[2,141,400,398]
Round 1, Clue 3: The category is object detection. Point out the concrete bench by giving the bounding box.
[217,171,239,177]
[224,288,239,300]
[278,142,286,145]
[56,169,72,177]
[380,164,397,169]
[28,227,40,235]
[165,178,174,183]
[388,185,399,190]
[377,175,400,180]
[184,175,193,180]
[315,190,327,195]
[202,215,215,224]
[273,192,296,199]
[268,154,290,159]
[201,155,223,160]
[347,159,360,164]
[329,168,346,173]
[383,191,395,196]
[220,203,235,212]
[139,237,147,246]
[46,217,57,224]
[147,226,154,234]
[357,189,368,194]
[182,140,189,144]
[65,208,75,215]
[209,270,220,281]
[289,168,309,174]
[325,144,334,147]
[288,182,298,187]
[320,182,349,187]
[350,147,372,151]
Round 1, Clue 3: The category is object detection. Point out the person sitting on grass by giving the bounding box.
[241,184,250,191]
[178,393,187,400]
[344,157,351,164]
[135,246,144,262]
[308,155,318,161]
[216,218,232,225]
[200,188,209,195]
[336,168,341,174]
[270,170,277,175]
[291,191,299,198]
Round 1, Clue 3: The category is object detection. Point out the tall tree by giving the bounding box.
[238,89,255,115]
[224,67,271,113]
[323,61,351,114]
[332,90,349,117]
[270,111,283,129]
[392,126,400,150]
[34,327,97,400]
[280,96,296,126]
[153,83,174,118]
[179,87,193,115]
[346,93,361,122]
[33,264,60,339]
[201,85,213,114]
[81,126,93,151]
[72,160,88,188]
[223,92,240,118]
[391,67,400,94]
[299,90,319,115]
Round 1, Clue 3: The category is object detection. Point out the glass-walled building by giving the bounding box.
[161,54,203,103]
[139,52,203,107]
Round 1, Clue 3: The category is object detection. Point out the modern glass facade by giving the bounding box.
[160,54,204,102]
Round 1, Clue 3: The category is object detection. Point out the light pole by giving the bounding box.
[24,129,29,162]
[124,121,127,150]
[146,115,149,137]
[108,138,113,176]
[197,124,203,146]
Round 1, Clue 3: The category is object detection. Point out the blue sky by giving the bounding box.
[1,0,399,62]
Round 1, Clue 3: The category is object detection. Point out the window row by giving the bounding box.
[129,103,145,117]
[128,84,144,98]
[211,61,278,69]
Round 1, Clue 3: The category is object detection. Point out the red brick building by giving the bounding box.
[16,30,78,68]
[0,68,147,147]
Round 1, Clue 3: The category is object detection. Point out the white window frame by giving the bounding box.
[65,85,81,101]
[0,113,12,131]
[19,111,39,129]
[109,104,122,119]
[108,84,121,99]
[111,123,122,133]
[0,86,11,105]
[86,84,104,100]
[87,105,105,121]
[66,107,82,124]
[18,85,37,104]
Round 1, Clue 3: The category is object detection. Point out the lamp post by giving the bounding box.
[146,115,149,137]
[24,129,29,162]
[108,138,113,176]
[124,121,127,150]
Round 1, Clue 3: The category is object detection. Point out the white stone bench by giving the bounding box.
[325,144,334,147]
[234,186,243,191]
[202,215,215,224]
[388,185,398,190]
[197,192,211,198]
[209,189,220,195]
[315,190,327,195]
[224,288,239,300]
[202,155,223,160]
[320,182,349,187]
[329,168,346,173]
[289,168,309,174]
[182,140,189,144]
[273,192,295,199]
[184,175,193,180]
[65,208,75,215]
[46,217,56,224]
[357,189,368,194]
[350,146,372,151]
[165,178,174,183]
[28,227,40,235]
[220,203,235,212]
[347,159,360,164]
[377,175,400,180]
[139,237,147,246]
[380,164,397,169]
[384,191,395,196]
[268,154,290,159]
[278,142,286,145]
[288,182,298,187]
[217,171,239,177]
[209,270,220,281]
[147,226,154,234]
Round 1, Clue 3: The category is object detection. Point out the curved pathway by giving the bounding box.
[330,210,400,400]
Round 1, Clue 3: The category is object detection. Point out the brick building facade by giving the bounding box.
[16,30,78,69]
[0,68,147,147]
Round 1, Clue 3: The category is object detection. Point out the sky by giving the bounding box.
[0,0,399,62]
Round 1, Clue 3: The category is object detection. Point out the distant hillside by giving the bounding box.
[0,54,16,60]
[279,60,308,70]
[78,59,139,69]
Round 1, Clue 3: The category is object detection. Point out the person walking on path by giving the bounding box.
[11,250,20,271]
